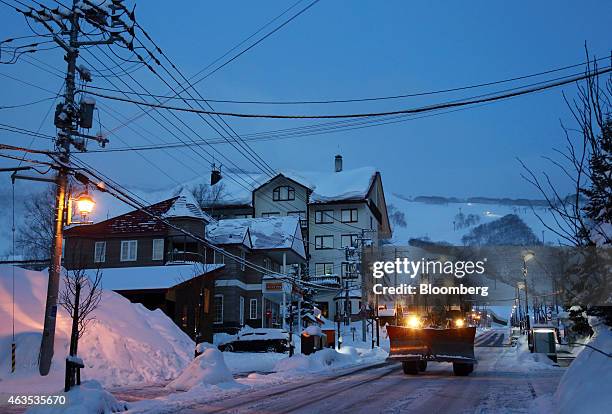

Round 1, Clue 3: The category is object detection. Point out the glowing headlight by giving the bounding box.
[406,315,421,328]
[454,319,465,328]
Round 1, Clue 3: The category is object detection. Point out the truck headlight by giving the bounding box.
[406,315,421,328]
[454,319,465,328]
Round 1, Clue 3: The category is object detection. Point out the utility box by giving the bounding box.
[79,97,96,129]
[301,326,326,355]
[532,326,557,362]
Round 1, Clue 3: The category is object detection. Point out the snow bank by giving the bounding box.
[27,380,127,414]
[0,266,194,392]
[273,348,356,373]
[554,317,612,414]
[166,348,234,391]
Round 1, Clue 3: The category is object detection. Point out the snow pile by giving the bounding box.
[554,317,612,414]
[302,325,322,336]
[0,266,194,392]
[273,348,356,373]
[27,380,127,414]
[166,348,234,391]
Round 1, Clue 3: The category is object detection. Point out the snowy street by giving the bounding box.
[118,329,564,414]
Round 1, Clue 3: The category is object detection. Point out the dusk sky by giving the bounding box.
[1,0,611,199]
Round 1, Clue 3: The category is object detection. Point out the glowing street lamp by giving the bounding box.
[76,193,95,218]
[67,189,96,225]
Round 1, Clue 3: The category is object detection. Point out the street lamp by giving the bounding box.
[522,250,535,331]
[76,193,95,217]
[67,189,96,225]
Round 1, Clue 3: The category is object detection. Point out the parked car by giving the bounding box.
[218,328,289,353]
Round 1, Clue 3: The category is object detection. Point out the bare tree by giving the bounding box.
[519,49,611,247]
[60,267,103,352]
[16,186,55,260]
[188,182,226,211]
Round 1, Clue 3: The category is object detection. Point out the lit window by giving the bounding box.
[94,241,106,263]
[152,239,164,261]
[120,240,137,262]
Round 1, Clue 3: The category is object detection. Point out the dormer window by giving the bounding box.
[273,185,295,201]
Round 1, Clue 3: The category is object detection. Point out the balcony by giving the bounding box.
[310,274,341,288]
[166,250,203,264]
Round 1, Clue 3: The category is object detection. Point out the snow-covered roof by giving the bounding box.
[163,188,213,222]
[81,263,223,290]
[278,167,377,203]
[206,216,306,258]
[206,221,251,247]
[66,191,212,237]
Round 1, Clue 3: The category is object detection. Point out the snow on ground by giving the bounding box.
[166,347,234,391]
[544,317,611,414]
[27,380,127,414]
[0,265,194,396]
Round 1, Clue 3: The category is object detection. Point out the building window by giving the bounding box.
[213,294,223,324]
[249,299,258,319]
[263,257,271,271]
[120,240,137,262]
[240,250,246,271]
[273,185,295,201]
[315,235,334,250]
[341,208,358,223]
[288,211,306,219]
[240,297,245,326]
[214,250,225,265]
[262,212,280,218]
[342,262,357,278]
[94,241,106,263]
[315,263,334,275]
[315,210,333,224]
[152,239,164,261]
[341,234,359,248]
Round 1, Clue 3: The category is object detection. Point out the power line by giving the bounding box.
[83,56,611,105]
[81,66,612,119]
[107,0,320,134]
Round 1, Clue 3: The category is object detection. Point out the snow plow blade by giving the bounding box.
[387,326,476,363]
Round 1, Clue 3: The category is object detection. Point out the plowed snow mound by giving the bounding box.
[0,265,194,392]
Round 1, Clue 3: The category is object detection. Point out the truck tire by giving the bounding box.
[402,361,419,375]
[418,360,428,372]
[453,362,473,376]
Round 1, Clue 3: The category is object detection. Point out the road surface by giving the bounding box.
[170,330,564,414]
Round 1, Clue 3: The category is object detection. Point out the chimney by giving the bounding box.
[335,154,343,172]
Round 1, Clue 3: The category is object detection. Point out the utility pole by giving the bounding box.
[23,0,128,375]
[38,2,78,376]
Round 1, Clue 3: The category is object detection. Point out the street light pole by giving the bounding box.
[38,2,79,375]
[32,0,123,375]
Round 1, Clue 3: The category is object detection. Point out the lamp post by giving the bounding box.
[522,251,535,332]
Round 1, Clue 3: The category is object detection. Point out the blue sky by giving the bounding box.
[1,0,611,199]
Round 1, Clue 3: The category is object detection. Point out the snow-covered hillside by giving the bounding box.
[0,265,194,393]
[387,193,556,246]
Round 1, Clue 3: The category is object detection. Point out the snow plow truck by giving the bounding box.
[386,309,477,376]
